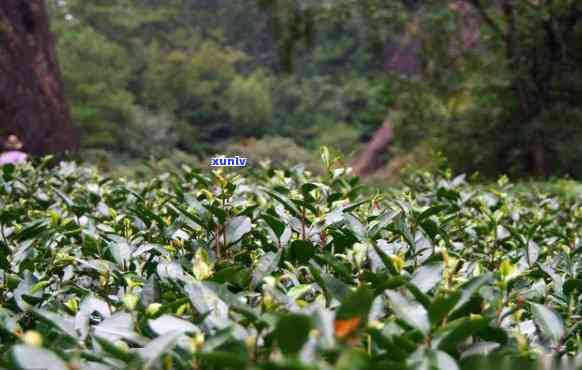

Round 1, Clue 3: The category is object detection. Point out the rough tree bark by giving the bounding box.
[0,0,78,156]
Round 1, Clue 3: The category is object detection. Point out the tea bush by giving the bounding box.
[0,156,581,370]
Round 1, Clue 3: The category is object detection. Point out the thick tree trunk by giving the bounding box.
[0,0,78,156]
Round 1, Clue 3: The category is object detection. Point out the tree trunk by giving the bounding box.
[353,7,423,178]
[352,118,394,177]
[0,0,78,156]
[530,140,548,178]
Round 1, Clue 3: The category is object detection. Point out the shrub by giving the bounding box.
[0,160,581,370]
[223,135,322,173]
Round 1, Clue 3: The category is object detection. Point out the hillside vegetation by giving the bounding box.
[47,0,582,179]
[0,158,581,370]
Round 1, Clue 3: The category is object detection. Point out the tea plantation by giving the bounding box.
[0,159,581,370]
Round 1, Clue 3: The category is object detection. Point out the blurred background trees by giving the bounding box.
[39,0,582,179]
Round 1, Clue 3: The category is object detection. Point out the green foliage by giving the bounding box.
[54,21,135,149]
[141,39,248,115]
[47,0,390,166]
[224,70,274,134]
[0,160,581,369]
[225,136,322,173]
[46,0,582,181]
[124,107,180,158]
[258,0,582,178]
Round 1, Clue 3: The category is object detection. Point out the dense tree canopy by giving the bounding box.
[42,0,582,179]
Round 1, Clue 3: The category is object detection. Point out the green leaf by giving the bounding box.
[371,242,399,275]
[184,282,229,330]
[140,275,161,307]
[149,315,200,336]
[30,279,51,294]
[408,348,459,370]
[336,286,375,322]
[14,271,41,311]
[260,187,302,218]
[197,351,249,369]
[420,218,440,241]
[345,214,366,239]
[301,182,318,195]
[94,312,143,344]
[109,240,133,267]
[262,214,286,238]
[342,197,373,213]
[224,216,252,245]
[2,163,15,179]
[11,345,68,370]
[206,205,227,224]
[436,316,490,352]
[275,314,313,356]
[288,240,316,264]
[15,220,47,241]
[474,326,508,345]
[251,251,281,288]
[32,309,78,341]
[368,210,399,237]
[386,290,430,336]
[366,328,409,362]
[76,296,111,340]
[335,348,369,370]
[314,252,353,281]
[139,330,183,368]
[404,282,432,309]
[93,335,135,363]
[395,213,416,250]
[530,302,565,345]
[450,274,491,317]
[168,202,205,229]
[418,205,449,222]
[429,291,462,326]
[410,262,443,293]
[563,279,582,297]
[321,146,330,169]
[202,281,259,321]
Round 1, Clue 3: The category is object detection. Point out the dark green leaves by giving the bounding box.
[563,279,582,297]
[429,291,462,326]
[336,286,375,322]
[386,290,430,336]
[288,240,316,264]
[251,251,281,288]
[436,316,490,352]
[224,216,252,245]
[10,345,68,370]
[2,163,15,180]
[530,303,565,345]
[274,314,313,355]
[139,331,183,368]
[0,161,580,369]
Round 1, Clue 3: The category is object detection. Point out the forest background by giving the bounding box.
[38,0,582,180]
